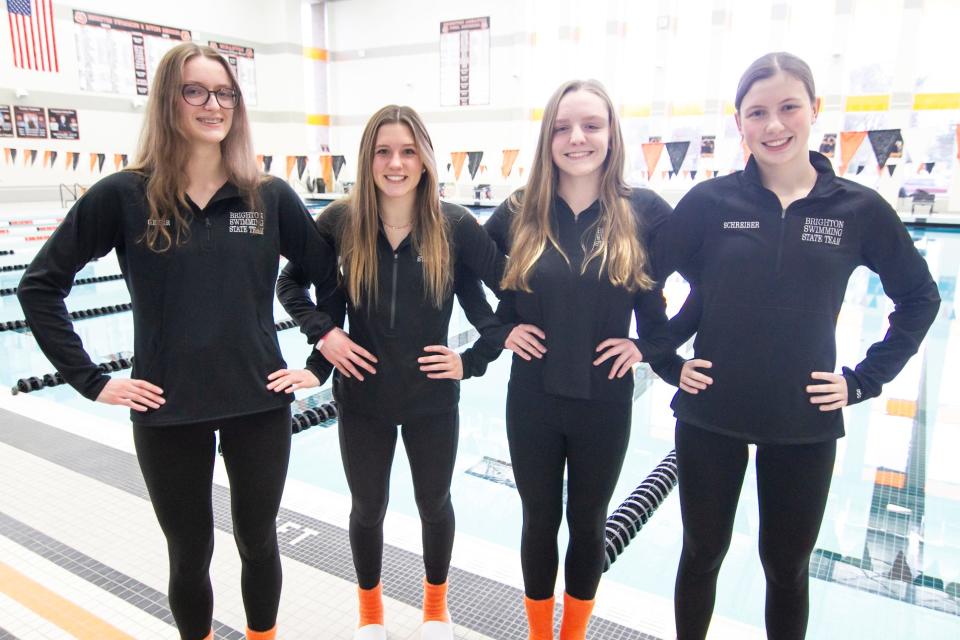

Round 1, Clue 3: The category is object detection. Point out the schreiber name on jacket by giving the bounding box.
[722,221,760,229]
[802,217,844,245]
[229,210,265,235]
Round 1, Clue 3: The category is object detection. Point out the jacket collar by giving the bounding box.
[742,150,843,199]
[207,181,241,205]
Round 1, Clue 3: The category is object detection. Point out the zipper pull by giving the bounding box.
[202,216,213,251]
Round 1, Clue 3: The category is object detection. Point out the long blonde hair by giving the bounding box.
[128,42,260,252]
[501,79,654,293]
[341,105,451,308]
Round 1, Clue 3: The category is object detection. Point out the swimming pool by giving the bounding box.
[2,210,957,639]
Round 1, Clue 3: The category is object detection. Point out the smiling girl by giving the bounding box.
[17,43,337,640]
[483,79,672,640]
[269,105,505,640]
[653,52,940,639]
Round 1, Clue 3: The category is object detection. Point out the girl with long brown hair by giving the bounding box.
[653,52,939,639]
[18,43,336,640]
[482,79,672,639]
[269,105,505,640]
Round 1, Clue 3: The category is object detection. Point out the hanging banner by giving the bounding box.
[819,133,837,158]
[867,129,903,168]
[664,141,690,174]
[285,156,296,179]
[439,17,490,106]
[641,142,664,177]
[208,41,257,106]
[296,155,307,180]
[332,155,346,180]
[839,131,867,175]
[14,106,48,138]
[501,149,519,178]
[73,10,191,96]
[263,155,273,173]
[26,149,38,166]
[467,151,483,180]
[319,155,333,190]
[47,108,80,140]
[0,106,13,137]
[450,152,467,180]
[47,150,57,167]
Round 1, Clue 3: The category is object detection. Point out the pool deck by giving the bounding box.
[1,389,769,640]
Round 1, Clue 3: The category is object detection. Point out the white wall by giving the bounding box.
[0,0,309,193]
[322,0,959,207]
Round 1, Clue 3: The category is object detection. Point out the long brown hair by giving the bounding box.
[501,79,654,292]
[341,105,451,308]
[128,42,260,252]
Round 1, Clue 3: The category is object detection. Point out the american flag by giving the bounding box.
[7,0,58,72]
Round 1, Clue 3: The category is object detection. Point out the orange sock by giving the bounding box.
[559,592,595,640]
[358,582,384,627]
[524,595,555,640]
[422,578,450,622]
[246,626,276,640]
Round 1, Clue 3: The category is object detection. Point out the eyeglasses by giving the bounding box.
[181,84,239,109]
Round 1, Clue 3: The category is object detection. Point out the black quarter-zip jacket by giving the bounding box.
[276,200,506,421]
[652,152,940,444]
[483,188,675,402]
[17,171,336,426]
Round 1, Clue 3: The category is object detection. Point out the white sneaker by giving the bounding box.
[419,620,454,640]
[353,624,386,640]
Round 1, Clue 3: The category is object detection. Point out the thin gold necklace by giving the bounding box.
[381,218,412,230]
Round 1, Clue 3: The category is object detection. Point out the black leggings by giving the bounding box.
[506,385,632,601]
[338,408,459,590]
[674,422,836,640]
[133,407,291,640]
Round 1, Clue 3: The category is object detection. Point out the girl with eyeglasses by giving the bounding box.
[482,79,673,640]
[268,105,505,640]
[18,43,336,640]
[652,52,939,639]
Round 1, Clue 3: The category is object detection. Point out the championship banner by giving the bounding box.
[208,41,257,106]
[440,17,490,106]
[73,10,191,96]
